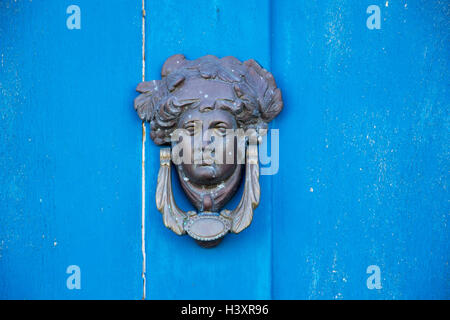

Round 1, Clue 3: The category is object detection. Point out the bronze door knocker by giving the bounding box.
[134,54,283,247]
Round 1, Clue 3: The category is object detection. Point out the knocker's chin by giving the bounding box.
[190,164,218,183]
[179,161,237,186]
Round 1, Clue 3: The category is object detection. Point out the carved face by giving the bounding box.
[171,78,239,186]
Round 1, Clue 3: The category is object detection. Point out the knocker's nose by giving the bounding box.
[201,141,216,165]
[202,136,214,151]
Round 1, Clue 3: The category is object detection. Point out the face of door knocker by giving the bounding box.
[134,54,283,247]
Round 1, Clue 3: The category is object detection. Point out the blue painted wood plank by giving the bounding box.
[144,0,272,299]
[0,0,143,299]
[0,0,447,300]
[271,0,449,299]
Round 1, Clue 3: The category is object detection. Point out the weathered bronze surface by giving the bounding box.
[134,54,283,247]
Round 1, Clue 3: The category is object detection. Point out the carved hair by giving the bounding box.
[134,54,283,145]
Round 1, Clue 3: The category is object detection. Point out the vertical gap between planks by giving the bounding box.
[141,0,147,300]
[268,0,274,300]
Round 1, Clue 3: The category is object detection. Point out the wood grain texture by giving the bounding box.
[0,0,448,299]
[0,0,143,299]
[144,0,273,300]
[271,0,449,299]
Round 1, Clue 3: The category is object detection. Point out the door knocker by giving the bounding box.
[134,54,283,247]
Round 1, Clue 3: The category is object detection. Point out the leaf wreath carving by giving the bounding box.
[134,54,283,145]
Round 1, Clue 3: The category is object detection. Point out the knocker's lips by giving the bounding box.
[193,163,217,177]
[195,154,218,167]
[187,162,224,185]
[196,162,215,167]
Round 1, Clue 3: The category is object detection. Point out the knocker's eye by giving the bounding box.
[183,122,198,136]
[186,126,195,136]
[213,123,228,136]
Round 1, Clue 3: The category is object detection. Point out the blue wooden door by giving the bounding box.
[0,0,448,299]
